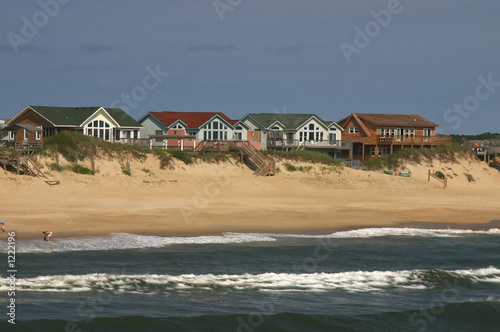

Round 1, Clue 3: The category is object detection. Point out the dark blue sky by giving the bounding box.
[1,0,499,134]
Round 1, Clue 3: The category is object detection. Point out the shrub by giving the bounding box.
[464,173,475,182]
[50,163,70,172]
[73,165,94,175]
[284,162,297,172]
[363,144,474,170]
[268,150,341,167]
[434,171,445,180]
[167,150,193,165]
[153,149,174,169]
[41,131,147,162]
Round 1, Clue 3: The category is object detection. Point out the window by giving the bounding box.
[87,120,111,141]
[298,122,324,143]
[423,128,431,141]
[155,130,163,142]
[24,129,29,141]
[9,131,15,140]
[36,131,41,140]
[349,127,359,134]
[203,120,228,141]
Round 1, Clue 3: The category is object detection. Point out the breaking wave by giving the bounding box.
[3,267,499,294]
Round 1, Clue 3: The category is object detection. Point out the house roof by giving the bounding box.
[30,106,100,126]
[26,106,141,127]
[3,123,41,131]
[339,113,438,128]
[104,108,143,127]
[148,111,238,128]
[245,113,330,129]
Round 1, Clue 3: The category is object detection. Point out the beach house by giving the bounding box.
[337,113,453,161]
[0,120,7,144]
[138,111,250,150]
[3,106,142,149]
[239,113,351,158]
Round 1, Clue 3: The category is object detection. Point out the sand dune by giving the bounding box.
[1,152,499,239]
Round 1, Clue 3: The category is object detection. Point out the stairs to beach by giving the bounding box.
[241,141,275,176]
[194,140,275,176]
[0,154,60,186]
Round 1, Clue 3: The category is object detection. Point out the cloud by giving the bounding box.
[52,63,124,74]
[185,44,237,53]
[270,44,327,55]
[0,44,39,53]
[78,43,119,54]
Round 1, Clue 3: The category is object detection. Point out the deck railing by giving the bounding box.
[376,135,453,145]
[4,142,43,151]
[267,139,353,149]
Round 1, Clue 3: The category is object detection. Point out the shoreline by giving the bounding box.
[2,154,500,240]
[5,219,500,241]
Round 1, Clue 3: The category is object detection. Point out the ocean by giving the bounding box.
[1,227,500,332]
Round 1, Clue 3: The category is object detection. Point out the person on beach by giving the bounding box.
[43,231,52,242]
[392,169,397,176]
[0,222,5,233]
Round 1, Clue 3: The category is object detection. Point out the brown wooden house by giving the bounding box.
[2,106,142,151]
[337,113,453,162]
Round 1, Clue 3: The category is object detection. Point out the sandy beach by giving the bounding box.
[1,153,499,239]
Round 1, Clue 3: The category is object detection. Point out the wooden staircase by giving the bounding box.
[194,140,275,176]
[241,141,275,176]
[4,155,60,186]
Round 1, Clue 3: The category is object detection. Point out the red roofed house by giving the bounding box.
[138,111,248,150]
[337,113,453,162]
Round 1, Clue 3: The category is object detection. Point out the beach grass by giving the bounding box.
[364,144,472,170]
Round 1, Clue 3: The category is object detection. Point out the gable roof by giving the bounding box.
[12,106,141,128]
[105,108,142,127]
[245,113,330,129]
[340,113,438,128]
[148,111,238,128]
[29,106,100,126]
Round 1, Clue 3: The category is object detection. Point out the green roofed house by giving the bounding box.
[3,106,142,148]
[240,113,352,159]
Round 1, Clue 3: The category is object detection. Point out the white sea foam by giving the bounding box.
[267,227,500,239]
[4,267,498,294]
[13,232,276,253]
[4,227,499,253]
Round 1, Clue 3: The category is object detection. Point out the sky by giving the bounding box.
[1,0,499,135]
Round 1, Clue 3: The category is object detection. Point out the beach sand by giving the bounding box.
[1,153,500,239]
